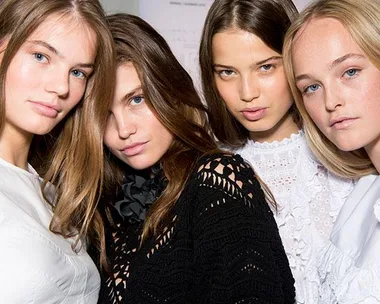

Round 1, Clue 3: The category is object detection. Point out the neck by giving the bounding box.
[249,112,300,143]
[365,139,380,174]
[0,126,33,170]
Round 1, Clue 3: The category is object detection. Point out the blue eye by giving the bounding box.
[131,95,144,105]
[33,53,47,62]
[344,68,358,77]
[71,69,86,79]
[260,64,274,72]
[304,84,320,94]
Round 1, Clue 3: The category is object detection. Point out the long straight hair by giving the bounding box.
[0,0,115,265]
[283,0,378,178]
[105,13,220,242]
[199,0,300,147]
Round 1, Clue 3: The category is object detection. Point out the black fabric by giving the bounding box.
[98,153,295,303]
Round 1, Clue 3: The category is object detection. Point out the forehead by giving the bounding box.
[114,62,141,99]
[292,18,361,71]
[27,13,97,53]
[212,28,280,63]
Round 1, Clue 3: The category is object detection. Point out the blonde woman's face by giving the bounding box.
[1,14,96,139]
[212,28,297,143]
[104,63,174,170]
[293,17,380,155]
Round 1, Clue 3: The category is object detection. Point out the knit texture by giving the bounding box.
[98,153,295,303]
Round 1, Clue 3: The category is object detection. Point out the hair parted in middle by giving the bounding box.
[283,0,378,179]
[199,0,300,147]
[0,0,116,267]
[105,13,220,241]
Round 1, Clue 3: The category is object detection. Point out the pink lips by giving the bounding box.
[241,107,267,121]
[30,101,61,118]
[121,142,147,157]
[329,117,358,129]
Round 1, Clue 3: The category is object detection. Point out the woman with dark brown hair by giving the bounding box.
[199,1,354,302]
[97,13,295,304]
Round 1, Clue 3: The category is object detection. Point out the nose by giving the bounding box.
[45,68,70,98]
[115,112,136,139]
[324,85,344,111]
[239,74,259,102]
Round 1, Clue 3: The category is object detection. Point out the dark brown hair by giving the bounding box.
[199,0,299,147]
[105,13,219,241]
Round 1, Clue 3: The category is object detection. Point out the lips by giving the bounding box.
[241,107,267,121]
[121,142,147,157]
[29,101,61,118]
[329,116,358,129]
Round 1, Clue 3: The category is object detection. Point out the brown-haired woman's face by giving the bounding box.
[212,28,297,143]
[293,17,380,153]
[104,62,174,170]
[1,14,96,138]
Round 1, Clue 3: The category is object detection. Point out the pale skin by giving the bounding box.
[212,28,298,143]
[104,62,174,171]
[292,18,380,171]
[0,14,96,170]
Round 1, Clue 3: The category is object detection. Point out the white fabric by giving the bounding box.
[0,158,100,304]
[228,131,355,304]
[318,174,380,304]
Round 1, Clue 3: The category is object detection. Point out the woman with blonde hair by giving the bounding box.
[199,0,354,302]
[283,0,380,302]
[97,13,295,304]
[0,0,114,302]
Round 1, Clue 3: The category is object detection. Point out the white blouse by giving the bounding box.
[229,131,355,304]
[318,174,380,304]
[0,158,100,303]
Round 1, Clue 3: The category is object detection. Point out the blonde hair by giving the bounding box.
[283,0,378,178]
[0,0,115,265]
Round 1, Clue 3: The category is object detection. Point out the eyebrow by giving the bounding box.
[213,55,282,69]
[27,40,94,69]
[119,86,142,103]
[328,53,365,70]
[296,53,365,82]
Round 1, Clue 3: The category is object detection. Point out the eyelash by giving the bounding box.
[33,52,48,63]
[71,69,87,79]
[130,95,144,105]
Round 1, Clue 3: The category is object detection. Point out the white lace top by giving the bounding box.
[318,174,380,304]
[229,131,355,304]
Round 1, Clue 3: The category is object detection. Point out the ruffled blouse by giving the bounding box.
[229,131,355,304]
[318,174,380,303]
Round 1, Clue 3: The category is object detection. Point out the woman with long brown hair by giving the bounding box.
[98,13,295,304]
[0,0,114,302]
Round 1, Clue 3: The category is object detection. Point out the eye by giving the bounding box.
[217,69,235,77]
[131,95,144,105]
[71,69,86,79]
[344,68,359,78]
[303,84,321,95]
[33,53,48,62]
[260,64,274,72]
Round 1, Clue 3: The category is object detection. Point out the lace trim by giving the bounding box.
[244,130,304,150]
[318,241,380,303]
[234,131,354,303]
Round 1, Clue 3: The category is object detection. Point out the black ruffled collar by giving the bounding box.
[113,166,166,224]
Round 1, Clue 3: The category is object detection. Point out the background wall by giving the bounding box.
[100,0,313,92]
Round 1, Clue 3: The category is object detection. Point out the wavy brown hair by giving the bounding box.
[105,13,220,242]
[199,0,300,147]
[283,0,378,178]
[0,0,115,265]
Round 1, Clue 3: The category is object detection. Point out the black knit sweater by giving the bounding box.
[98,153,295,303]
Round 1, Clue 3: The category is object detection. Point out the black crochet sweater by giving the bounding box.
[98,153,295,303]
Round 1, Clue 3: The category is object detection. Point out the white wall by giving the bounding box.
[100,0,139,14]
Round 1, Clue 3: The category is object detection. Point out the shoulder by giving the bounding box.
[184,152,265,208]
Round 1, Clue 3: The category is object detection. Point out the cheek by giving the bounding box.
[103,123,117,150]
[215,80,236,107]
